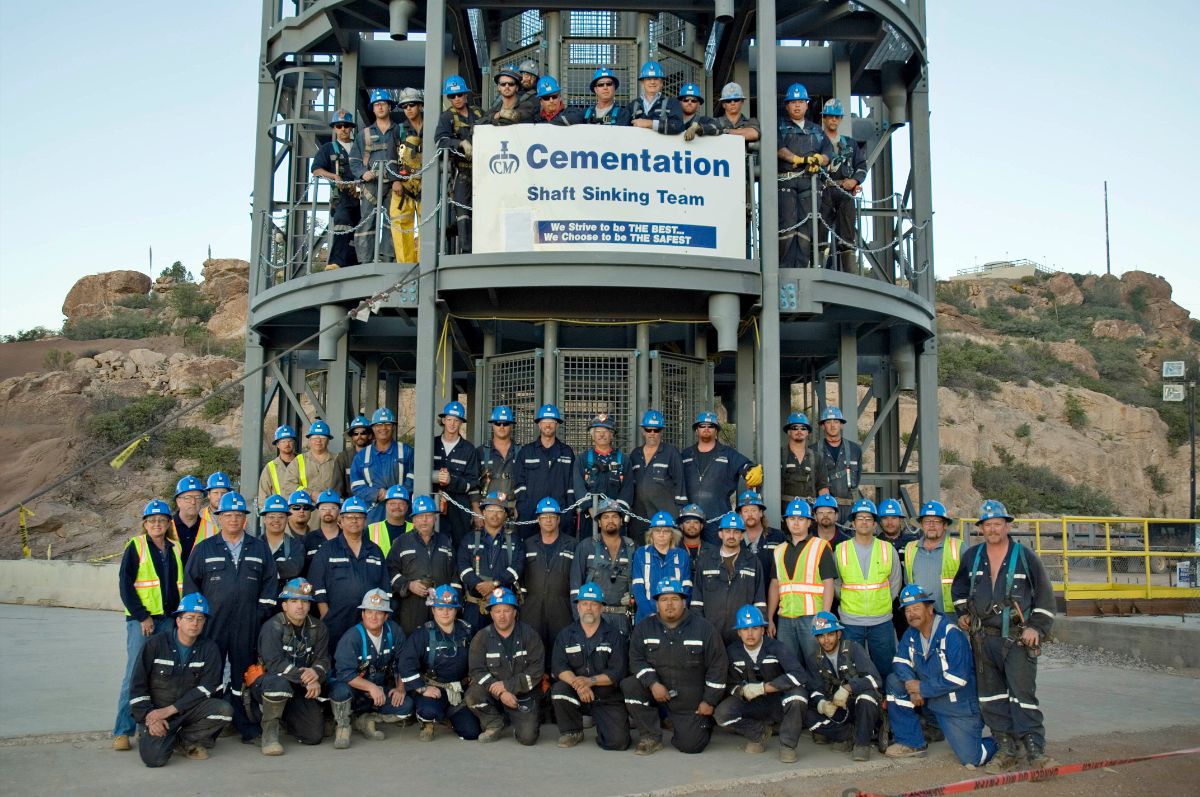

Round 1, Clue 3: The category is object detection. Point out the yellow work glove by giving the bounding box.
[745,464,763,488]
[460,140,472,158]
[791,154,803,168]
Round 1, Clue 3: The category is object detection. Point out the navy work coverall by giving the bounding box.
[432,436,480,550]
[681,442,753,543]
[778,119,834,268]
[803,638,882,748]
[268,534,305,583]
[570,534,637,635]
[386,529,457,633]
[310,139,360,267]
[331,619,412,719]
[573,447,634,538]
[628,442,687,537]
[714,635,809,751]
[398,619,481,739]
[513,438,577,536]
[550,619,630,750]
[691,546,767,644]
[434,105,484,253]
[521,532,576,674]
[458,529,526,631]
[819,438,863,522]
[308,534,389,648]
[252,612,330,745]
[465,621,546,745]
[350,440,416,523]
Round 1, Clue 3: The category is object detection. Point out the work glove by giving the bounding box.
[460,140,473,158]
[444,681,464,707]
[832,685,851,708]
[683,121,702,142]
[740,682,767,701]
[404,135,422,151]
[745,464,763,488]
[817,699,837,718]
[497,108,520,122]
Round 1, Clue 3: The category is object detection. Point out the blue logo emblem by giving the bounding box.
[489,141,520,175]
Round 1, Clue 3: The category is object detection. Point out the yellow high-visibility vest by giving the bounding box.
[293,455,309,489]
[125,534,183,617]
[367,520,412,557]
[904,537,961,608]
[775,536,831,618]
[196,507,219,547]
[836,538,893,617]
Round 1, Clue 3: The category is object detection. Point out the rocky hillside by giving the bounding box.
[0,264,1195,560]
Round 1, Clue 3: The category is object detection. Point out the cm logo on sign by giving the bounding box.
[489,141,520,175]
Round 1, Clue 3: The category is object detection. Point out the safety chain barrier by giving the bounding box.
[440,491,653,527]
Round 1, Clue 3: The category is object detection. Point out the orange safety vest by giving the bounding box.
[196,507,219,546]
[774,535,831,618]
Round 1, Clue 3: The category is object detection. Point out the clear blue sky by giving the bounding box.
[1,1,1196,335]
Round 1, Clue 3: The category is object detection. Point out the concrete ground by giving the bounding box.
[2,604,1198,796]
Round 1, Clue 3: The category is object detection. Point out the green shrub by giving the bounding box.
[43,349,76,370]
[940,448,962,465]
[1064,390,1087,429]
[88,395,180,447]
[1144,465,1169,496]
[1084,277,1123,308]
[1014,423,1031,439]
[3,326,57,343]
[63,311,164,340]
[935,282,972,313]
[115,294,158,310]
[160,261,194,283]
[1128,285,1148,313]
[1004,294,1032,311]
[170,283,215,322]
[201,391,241,421]
[971,455,1117,516]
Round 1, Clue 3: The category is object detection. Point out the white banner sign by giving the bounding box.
[472,124,746,258]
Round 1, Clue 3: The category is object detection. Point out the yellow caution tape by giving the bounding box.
[110,435,150,470]
[18,505,33,559]
[88,552,121,563]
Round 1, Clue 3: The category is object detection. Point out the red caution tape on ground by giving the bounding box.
[842,746,1200,797]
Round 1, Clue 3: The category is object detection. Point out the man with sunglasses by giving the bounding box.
[350,89,403,264]
[777,83,833,269]
[311,110,360,270]
[435,75,483,254]
[391,87,425,265]
[477,406,518,525]
[681,411,762,545]
[781,411,828,510]
[714,83,761,142]
[532,76,580,125]
[628,409,686,537]
[574,413,633,538]
[675,83,721,142]
[581,67,629,126]
[484,67,532,126]
[333,415,372,499]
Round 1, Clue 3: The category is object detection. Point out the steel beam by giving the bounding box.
[839,324,860,437]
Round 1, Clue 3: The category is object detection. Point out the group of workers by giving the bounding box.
[116,399,1056,775]
[312,59,861,265]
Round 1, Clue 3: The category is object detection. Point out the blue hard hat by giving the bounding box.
[385,485,411,503]
[649,511,677,529]
[639,61,665,80]
[918,500,951,522]
[443,74,469,96]
[821,98,845,117]
[693,410,719,428]
[340,496,368,515]
[575,581,605,603]
[536,76,561,98]
[279,577,316,602]
[819,406,846,424]
[486,586,519,609]
[371,407,396,425]
[588,412,615,431]
[813,494,840,510]
[494,66,522,85]
[142,499,172,519]
[490,405,515,423]
[174,475,205,497]
[733,604,767,631]
[439,401,467,421]
[878,499,905,518]
[175,593,209,616]
[898,584,936,609]
[535,403,563,422]
[315,489,342,506]
[348,415,371,432]
[536,497,562,515]
[590,67,619,91]
[410,495,438,516]
[784,498,813,519]
[784,412,812,431]
[641,409,665,429]
[652,577,686,599]
[273,424,298,444]
[306,419,332,438]
[369,88,394,106]
[719,512,746,532]
[330,109,355,127]
[217,491,248,514]
[677,504,706,524]
[784,83,810,102]
[206,472,232,491]
[430,584,461,609]
[976,499,1014,525]
[260,494,289,515]
[811,610,844,636]
[288,489,315,508]
[678,82,703,102]
[737,490,766,510]
[479,491,509,511]
[850,498,879,519]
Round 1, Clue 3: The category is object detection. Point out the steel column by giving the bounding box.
[736,335,756,458]
[636,323,651,418]
[839,325,860,437]
[542,321,559,406]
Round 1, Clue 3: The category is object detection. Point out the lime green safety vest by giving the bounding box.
[125,534,183,617]
[836,538,893,617]
[774,536,831,618]
[367,520,413,557]
[904,537,961,609]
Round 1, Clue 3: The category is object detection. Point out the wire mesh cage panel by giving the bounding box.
[654,45,703,101]
[482,351,542,447]
[556,350,638,452]
[501,10,543,51]
[652,352,711,451]
[650,12,687,51]
[562,38,638,107]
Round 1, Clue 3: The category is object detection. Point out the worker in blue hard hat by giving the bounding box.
[435,75,483,253]
[769,498,838,662]
[170,475,206,562]
[550,581,631,750]
[812,493,850,548]
[308,497,390,649]
[714,82,760,142]
[514,403,577,537]
[391,87,425,265]
[582,66,629,125]
[433,400,480,550]
[465,587,546,744]
[304,489,345,569]
[183,492,279,742]
[714,605,810,763]
[459,492,526,633]
[281,419,337,507]
[676,503,709,584]
[259,424,300,504]
[632,512,693,624]
[802,610,884,762]
[350,88,402,264]
[531,76,579,125]
[905,500,961,614]
[484,66,533,126]
[311,109,361,269]
[628,409,686,537]
[627,60,684,134]
[114,499,185,752]
[818,97,868,272]
[330,588,412,748]
[386,494,456,633]
[884,585,996,768]
[521,497,576,703]
[569,499,638,635]
[349,407,416,523]
[675,83,720,141]
[477,405,518,522]
[682,411,762,544]
[738,490,786,575]
[951,500,1056,772]
[127,593,233,766]
[781,411,830,508]
[877,498,920,639]
[575,412,634,538]
[332,415,372,499]
[816,406,863,523]
[396,584,481,741]
[200,472,232,546]
[835,498,902,683]
[691,507,766,645]
[777,83,833,268]
[286,489,314,540]
[261,494,304,582]
[366,484,411,558]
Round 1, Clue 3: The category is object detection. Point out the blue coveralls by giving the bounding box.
[887,616,996,766]
[397,618,481,739]
[308,534,389,648]
[680,442,753,544]
[627,442,687,537]
[331,619,412,719]
[458,529,526,632]
[631,545,692,623]
[819,438,863,523]
[268,533,306,583]
[350,441,416,523]
[513,438,577,535]
[573,447,634,538]
[183,533,278,740]
[432,435,480,550]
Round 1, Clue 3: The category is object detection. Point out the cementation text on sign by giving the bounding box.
[473,125,747,258]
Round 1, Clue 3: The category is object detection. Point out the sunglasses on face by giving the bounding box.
[594,81,615,88]
[681,97,700,103]
[698,423,718,429]
[643,428,662,433]
[498,81,517,88]
[399,103,421,109]
[541,94,559,101]
[448,92,466,99]
[492,422,513,427]
[333,123,352,129]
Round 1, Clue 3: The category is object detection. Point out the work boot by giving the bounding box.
[1023,735,1058,770]
[634,737,664,756]
[111,735,130,752]
[259,699,286,756]
[744,727,772,754]
[558,731,584,748]
[811,732,830,745]
[477,725,507,744]
[183,744,209,760]
[419,722,435,742]
[885,743,929,758]
[353,713,386,740]
[852,744,871,761]
[985,733,1019,774]
[332,700,352,750]
[779,746,799,764]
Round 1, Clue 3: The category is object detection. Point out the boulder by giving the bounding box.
[61,270,151,321]
[1045,272,1084,306]
[127,348,167,372]
[165,355,240,394]
[201,259,250,304]
[72,357,99,372]
[936,302,990,336]
[1091,319,1143,340]
[1046,341,1099,379]
[1120,270,1172,303]
[207,303,247,342]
